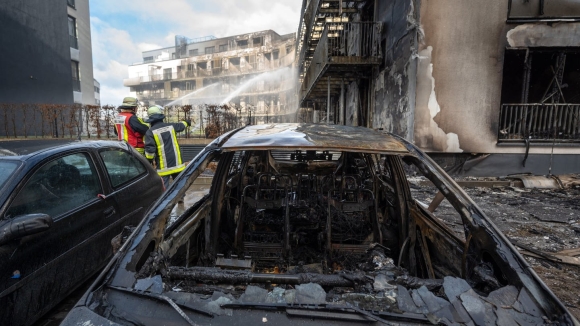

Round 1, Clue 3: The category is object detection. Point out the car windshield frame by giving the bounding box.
[0,159,22,190]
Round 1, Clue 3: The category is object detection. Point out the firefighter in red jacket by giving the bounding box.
[113,97,149,155]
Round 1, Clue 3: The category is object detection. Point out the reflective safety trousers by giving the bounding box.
[144,121,188,176]
[114,112,146,153]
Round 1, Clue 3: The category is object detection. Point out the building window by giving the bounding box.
[508,0,580,21]
[286,45,292,54]
[94,86,100,93]
[67,0,75,8]
[189,49,198,56]
[253,37,262,46]
[273,50,279,60]
[237,39,248,49]
[219,44,228,52]
[185,81,195,91]
[143,56,154,63]
[71,61,80,92]
[68,16,78,49]
[172,53,176,59]
[163,68,172,80]
[498,48,580,142]
[205,46,215,54]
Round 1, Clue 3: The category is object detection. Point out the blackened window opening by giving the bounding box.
[498,48,580,142]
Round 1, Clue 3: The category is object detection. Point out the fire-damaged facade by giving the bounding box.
[124,30,297,124]
[296,0,580,176]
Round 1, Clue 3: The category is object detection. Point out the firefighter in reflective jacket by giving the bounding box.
[144,105,191,186]
[113,97,149,155]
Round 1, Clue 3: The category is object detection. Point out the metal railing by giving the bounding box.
[69,35,78,49]
[130,57,292,85]
[498,104,580,142]
[72,78,81,92]
[325,22,382,58]
[300,22,381,101]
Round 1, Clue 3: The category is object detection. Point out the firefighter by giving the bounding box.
[144,105,191,187]
[113,97,149,155]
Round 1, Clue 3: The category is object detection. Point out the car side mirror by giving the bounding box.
[0,214,53,246]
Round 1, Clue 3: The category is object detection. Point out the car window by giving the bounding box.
[0,160,20,189]
[100,149,147,188]
[403,156,466,240]
[5,153,102,219]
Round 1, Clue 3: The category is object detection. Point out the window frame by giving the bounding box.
[4,151,103,221]
[71,60,80,91]
[98,148,149,189]
[68,16,78,49]
[507,0,580,22]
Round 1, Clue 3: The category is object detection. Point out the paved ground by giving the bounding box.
[410,179,580,319]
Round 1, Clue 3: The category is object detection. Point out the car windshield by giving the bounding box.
[0,160,19,189]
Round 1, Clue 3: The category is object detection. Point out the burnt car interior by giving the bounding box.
[102,146,573,325]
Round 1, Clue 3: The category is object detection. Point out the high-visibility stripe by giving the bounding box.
[171,128,182,165]
[156,163,186,176]
[114,115,129,142]
[122,126,129,141]
[153,132,165,170]
[145,151,155,160]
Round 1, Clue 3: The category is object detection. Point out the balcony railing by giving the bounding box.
[69,35,78,49]
[499,104,580,142]
[300,22,382,101]
[72,78,81,92]
[325,22,382,58]
[125,56,294,86]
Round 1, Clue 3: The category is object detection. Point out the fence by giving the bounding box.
[498,103,580,142]
[0,103,296,141]
[0,103,117,139]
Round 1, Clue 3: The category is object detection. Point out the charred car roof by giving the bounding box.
[220,124,410,153]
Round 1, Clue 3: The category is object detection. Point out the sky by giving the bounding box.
[89,0,303,105]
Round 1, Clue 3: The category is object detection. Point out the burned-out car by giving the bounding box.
[62,124,578,325]
[0,140,164,326]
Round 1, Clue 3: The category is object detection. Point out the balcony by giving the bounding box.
[124,55,294,87]
[69,35,78,49]
[498,104,580,143]
[299,22,382,105]
[72,78,81,92]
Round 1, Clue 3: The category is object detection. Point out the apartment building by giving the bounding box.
[296,0,580,175]
[0,0,95,106]
[67,0,96,105]
[124,30,297,124]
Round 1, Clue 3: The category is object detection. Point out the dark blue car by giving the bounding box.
[0,140,164,326]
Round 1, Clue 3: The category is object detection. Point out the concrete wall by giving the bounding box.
[0,0,73,104]
[415,0,580,155]
[332,0,419,136]
[68,0,95,105]
[415,0,507,153]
